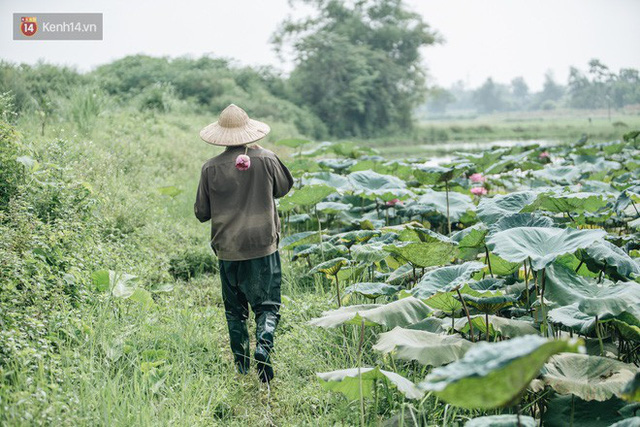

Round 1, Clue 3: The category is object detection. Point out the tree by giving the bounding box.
[425,87,455,114]
[272,0,440,137]
[473,78,504,113]
[510,77,529,110]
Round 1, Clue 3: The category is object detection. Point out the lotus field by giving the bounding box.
[274,132,640,426]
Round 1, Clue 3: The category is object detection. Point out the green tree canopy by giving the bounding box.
[272,0,440,137]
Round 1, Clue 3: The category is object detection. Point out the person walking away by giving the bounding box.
[194,104,294,383]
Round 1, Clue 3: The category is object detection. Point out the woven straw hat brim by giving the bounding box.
[199,118,270,146]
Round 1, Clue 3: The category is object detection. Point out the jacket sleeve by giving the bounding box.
[194,164,212,223]
[271,156,294,198]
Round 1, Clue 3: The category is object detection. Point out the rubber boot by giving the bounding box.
[227,319,250,374]
[254,311,279,383]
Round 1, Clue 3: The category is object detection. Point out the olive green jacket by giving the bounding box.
[194,146,294,261]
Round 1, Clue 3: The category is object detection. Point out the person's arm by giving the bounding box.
[194,164,211,222]
[271,156,294,198]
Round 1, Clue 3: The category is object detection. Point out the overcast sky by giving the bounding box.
[1,0,639,91]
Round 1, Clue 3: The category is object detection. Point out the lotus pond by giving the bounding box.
[274,132,640,426]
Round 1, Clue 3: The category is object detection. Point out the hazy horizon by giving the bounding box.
[1,0,639,91]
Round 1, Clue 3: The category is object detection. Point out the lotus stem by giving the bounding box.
[456,287,475,342]
[485,246,493,278]
[575,261,583,273]
[540,268,548,337]
[445,180,451,235]
[485,312,490,342]
[523,262,530,308]
[595,315,604,356]
[334,275,342,307]
[357,318,366,427]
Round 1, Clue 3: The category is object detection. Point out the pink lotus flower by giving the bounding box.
[470,187,488,196]
[386,198,402,206]
[235,154,250,171]
[539,151,550,159]
[469,173,486,183]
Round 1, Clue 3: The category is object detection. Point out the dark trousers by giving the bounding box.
[218,250,282,375]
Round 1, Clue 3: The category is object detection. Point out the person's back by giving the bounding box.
[194,145,293,260]
[193,104,293,384]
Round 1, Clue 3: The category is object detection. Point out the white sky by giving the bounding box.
[1,0,639,91]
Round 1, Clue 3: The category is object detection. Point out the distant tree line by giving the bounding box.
[0,0,439,139]
[425,59,640,115]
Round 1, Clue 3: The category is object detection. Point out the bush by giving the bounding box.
[168,247,217,281]
[0,120,24,209]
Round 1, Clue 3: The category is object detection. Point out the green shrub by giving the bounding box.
[168,247,217,281]
[0,120,24,209]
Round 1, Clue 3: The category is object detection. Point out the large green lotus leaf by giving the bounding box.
[292,242,348,261]
[336,262,366,282]
[543,395,628,427]
[451,223,488,249]
[532,165,583,184]
[477,191,538,223]
[548,303,596,334]
[462,294,518,314]
[397,226,452,246]
[577,240,640,280]
[387,263,414,286]
[541,354,638,401]
[278,184,335,211]
[351,243,388,263]
[287,159,322,176]
[317,366,423,400]
[485,150,538,175]
[454,315,539,338]
[610,312,640,342]
[308,297,433,329]
[406,317,448,334]
[316,201,352,214]
[425,284,485,312]
[300,141,333,157]
[609,418,640,427]
[486,227,607,270]
[373,327,473,367]
[570,154,622,173]
[465,415,536,427]
[489,213,553,234]
[411,262,485,300]
[279,231,322,250]
[457,148,509,170]
[301,171,352,191]
[347,170,406,194]
[383,240,458,269]
[413,165,462,185]
[333,229,381,245]
[343,282,400,299]
[419,335,581,409]
[318,158,357,171]
[308,257,349,277]
[622,373,640,402]
[485,253,522,276]
[286,213,311,224]
[522,192,609,214]
[545,263,640,319]
[275,138,311,148]
[415,190,475,222]
[106,271,139,298]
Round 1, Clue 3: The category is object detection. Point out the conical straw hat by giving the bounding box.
[199,104,270,146]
